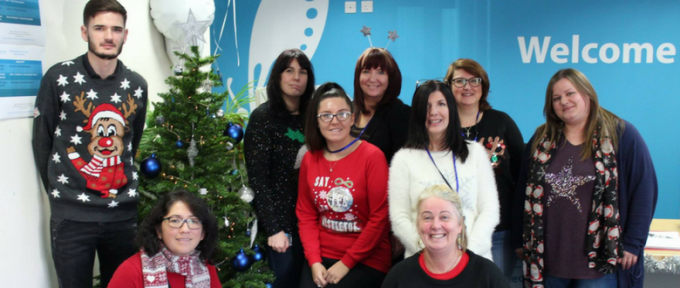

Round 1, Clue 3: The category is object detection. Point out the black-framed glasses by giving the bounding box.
[449,77,483,88]
[317,112,352,122]
[415,78,444,89]
[162,216,202,230]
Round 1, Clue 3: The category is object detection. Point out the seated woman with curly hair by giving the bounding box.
[109,190,221,288]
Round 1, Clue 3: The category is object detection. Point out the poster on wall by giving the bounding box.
[0,0,45,119]
[0,0,44,46]
[0,44,43,119]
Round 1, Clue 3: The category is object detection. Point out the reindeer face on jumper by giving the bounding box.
[70,93,138,199]
[87,117,125,159]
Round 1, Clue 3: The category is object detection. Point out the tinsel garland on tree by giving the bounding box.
[136,46,274,287]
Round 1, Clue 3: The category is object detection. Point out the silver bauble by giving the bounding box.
[173,65,184,76]
[156,115,165,125]
[238,185,255,203]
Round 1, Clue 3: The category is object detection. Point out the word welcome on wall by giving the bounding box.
[518,35,676,64]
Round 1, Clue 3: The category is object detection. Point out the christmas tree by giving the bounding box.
[136,46,274,287]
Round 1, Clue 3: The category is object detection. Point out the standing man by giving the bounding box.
[32,1,147,287]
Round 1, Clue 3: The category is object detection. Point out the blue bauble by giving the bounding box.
[265,284,273,288]
[252,244,266,262]
[176,140,184,148]
[140,153,162,178]
[229,169,239,176]
[223,123,244,144]
[231,249,252,272]
[245,229,251,237]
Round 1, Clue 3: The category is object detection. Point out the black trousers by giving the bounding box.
[299,257,386,288]
[50,216,137,288]
[266,231,304,288]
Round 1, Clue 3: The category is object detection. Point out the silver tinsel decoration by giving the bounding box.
[187,137,198,167]
[645,254,680,274]
[238,185,254,203]
[223,216,230,227]
[216,109,224,117]
[249,217,259,248]
[201,78,213,92]
[140,190,158,200]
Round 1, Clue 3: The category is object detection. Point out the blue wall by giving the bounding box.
[213,0,680,219]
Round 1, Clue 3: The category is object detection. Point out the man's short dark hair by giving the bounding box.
[83,0,128,26]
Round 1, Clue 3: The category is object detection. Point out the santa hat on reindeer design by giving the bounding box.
[76,104,126,132]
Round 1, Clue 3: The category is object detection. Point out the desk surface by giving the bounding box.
[645,219,680,257]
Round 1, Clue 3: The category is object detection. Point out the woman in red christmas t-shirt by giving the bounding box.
[297,82,391,288]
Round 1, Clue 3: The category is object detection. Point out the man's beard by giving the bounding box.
[88,36,124,60]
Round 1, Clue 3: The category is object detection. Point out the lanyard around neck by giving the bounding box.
[425,147,459,192]
[328,118,371,154]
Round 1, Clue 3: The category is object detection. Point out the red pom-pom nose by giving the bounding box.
[98,137,114,147]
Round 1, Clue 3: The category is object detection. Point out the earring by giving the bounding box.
[457,234,462,250]
[417,238,423,248]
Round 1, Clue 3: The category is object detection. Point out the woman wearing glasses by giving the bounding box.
[443,59,524,280]
[351,48,410,164]
[389,80,499,261]
[512,69,657,288]
[244,48,315,288]
[297,82,392,287]
[109,190,220,287]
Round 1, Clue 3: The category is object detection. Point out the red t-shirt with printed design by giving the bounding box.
[297,141,392,273]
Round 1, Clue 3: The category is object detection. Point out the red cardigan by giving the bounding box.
[297,141,392,273]
[108,252,222,288]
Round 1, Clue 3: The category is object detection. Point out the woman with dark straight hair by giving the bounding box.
[244,48,315,288]
[389,80,499,261]
[351,48,410,164]
[512,68,657,288]
[298,82,392,288]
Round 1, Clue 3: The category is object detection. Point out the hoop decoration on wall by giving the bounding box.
[149,0,215,66]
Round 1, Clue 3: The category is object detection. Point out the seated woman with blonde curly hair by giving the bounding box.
[382,185,508,288]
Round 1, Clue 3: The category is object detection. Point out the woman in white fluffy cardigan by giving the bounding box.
[389,80,500,260]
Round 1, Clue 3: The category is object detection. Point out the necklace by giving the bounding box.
[328,160,339,172]
[461,110,480,141]
[425,250,462,274]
